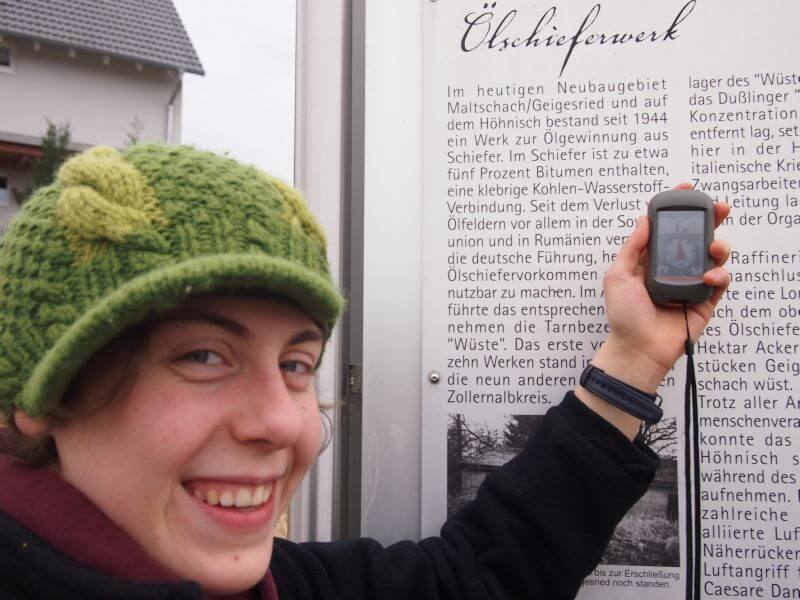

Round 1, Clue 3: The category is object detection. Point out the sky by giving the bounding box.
[172,0,296,182]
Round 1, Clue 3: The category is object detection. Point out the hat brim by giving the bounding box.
[19,253,344,417]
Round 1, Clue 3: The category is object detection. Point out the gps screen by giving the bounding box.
[655,210,705,281]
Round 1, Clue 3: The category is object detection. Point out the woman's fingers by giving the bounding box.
[713,201,730,228]
[709,238,731,268]
[611,216,649,275]
[703,238,731,308]
[703,266,730,289]
[705,267,731,309]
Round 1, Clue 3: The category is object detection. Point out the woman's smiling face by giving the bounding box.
[46,296,324,594]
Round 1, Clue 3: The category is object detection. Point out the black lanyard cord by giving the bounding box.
[683,304,701,600]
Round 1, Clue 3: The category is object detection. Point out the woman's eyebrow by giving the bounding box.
[164,312,251,338]
[288,329,323,345]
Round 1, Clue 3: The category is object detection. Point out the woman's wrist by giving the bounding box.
[575,335,670,440]
[587,334,670,394]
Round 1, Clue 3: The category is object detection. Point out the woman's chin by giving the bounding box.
[155,528,275,596]
[192,544,274,596]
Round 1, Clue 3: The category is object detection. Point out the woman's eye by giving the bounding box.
[181,350,225,365]
[280,360,314,375]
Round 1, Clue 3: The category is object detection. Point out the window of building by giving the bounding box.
[0,44,15,73]
[0,176,9,206]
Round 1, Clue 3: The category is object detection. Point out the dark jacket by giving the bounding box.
[0,393,658,599]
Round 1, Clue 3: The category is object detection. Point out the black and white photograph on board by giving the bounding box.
[447,413,544,517]
[602,418,679,567]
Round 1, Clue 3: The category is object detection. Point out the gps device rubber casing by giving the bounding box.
[646,189,715,306]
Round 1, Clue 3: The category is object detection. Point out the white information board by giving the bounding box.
[420,1,799,598]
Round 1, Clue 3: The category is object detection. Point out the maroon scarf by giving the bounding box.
[0,453,278,599]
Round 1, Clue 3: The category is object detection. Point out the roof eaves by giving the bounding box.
[0,29,204,75]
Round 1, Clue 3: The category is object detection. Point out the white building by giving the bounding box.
[0,0,203,228]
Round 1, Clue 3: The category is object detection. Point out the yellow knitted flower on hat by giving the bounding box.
[56,146,168,260]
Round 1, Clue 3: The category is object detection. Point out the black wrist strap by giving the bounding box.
[579,364,664,424]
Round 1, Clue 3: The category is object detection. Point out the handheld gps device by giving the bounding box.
[646,190,715,306]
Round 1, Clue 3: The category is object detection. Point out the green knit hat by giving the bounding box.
[0,144,344,418]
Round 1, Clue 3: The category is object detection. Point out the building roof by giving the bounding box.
[463,447,519,470]
[0,0,204,75]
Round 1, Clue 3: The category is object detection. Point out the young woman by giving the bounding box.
[0,144,731,599]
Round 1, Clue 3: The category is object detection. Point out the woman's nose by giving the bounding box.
[228,371,305,448]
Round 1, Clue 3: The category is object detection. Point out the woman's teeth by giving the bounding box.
[191,484,273,508]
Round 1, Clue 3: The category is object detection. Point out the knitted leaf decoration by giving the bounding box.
[56,147,167,258]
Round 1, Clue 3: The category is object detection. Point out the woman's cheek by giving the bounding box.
[300,398,323,460]
[286,398,323,491]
